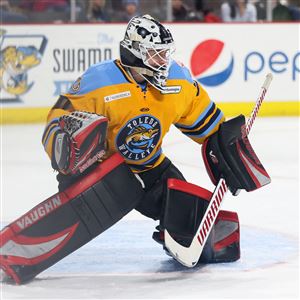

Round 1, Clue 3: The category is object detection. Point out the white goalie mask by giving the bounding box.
[120,15,175,91]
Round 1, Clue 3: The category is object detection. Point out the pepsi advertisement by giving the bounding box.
[171,23,299,105]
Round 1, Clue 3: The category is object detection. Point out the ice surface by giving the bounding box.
[0,117,299,299]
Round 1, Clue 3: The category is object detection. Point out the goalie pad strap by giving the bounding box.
[0,153,144,284]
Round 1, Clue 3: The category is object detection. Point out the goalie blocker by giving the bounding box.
[0,153,144,284]
[202,115,271,195]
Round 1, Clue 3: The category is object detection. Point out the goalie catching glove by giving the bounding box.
[53,111,108,175]
[202,115,271,195]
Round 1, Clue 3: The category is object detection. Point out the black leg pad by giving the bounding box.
[0,153,144,284]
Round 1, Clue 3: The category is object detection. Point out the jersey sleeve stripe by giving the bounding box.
[180,104,218,134]
[42,118,59,144]
[42,125,61,150]
[182,109,223,138]
[175,101,214,130]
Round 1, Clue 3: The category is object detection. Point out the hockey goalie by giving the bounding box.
[0,15,271,284]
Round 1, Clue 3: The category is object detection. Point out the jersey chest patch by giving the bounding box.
[115,115,161,161]
[104,91,131,102]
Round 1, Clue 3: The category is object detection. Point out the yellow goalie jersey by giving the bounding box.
[42,59,225,173]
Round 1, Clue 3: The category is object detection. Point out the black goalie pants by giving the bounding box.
[136,157,186,221]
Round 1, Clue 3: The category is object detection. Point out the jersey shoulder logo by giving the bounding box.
[71,77,81,93]
[116,115,161,161]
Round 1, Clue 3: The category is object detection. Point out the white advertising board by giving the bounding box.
[171,23,299,103]
[1,23,299,109]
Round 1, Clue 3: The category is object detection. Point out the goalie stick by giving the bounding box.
[164,73,274,267]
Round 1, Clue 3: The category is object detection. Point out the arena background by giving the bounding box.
[1,2,299,298]
[1,22,299,124]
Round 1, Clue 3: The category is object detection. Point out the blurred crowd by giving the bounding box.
[1,0,300,24]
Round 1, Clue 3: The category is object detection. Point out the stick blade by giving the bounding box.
[164,230,201,268]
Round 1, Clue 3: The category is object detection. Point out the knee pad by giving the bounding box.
[162,179,240,263]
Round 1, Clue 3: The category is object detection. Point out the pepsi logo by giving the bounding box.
[190,39,234,87]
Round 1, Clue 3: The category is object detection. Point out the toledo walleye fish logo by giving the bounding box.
[0,46,41,95]
[116,115,161,161]
[0,31,47,102]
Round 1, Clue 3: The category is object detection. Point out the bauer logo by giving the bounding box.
[190,39,234,87]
